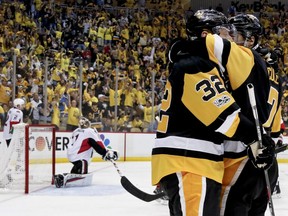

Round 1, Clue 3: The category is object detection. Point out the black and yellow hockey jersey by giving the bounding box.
[265,57,283,137]
[223,47,283,167]
[151,34,271,185]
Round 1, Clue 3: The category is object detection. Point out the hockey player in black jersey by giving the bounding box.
[151,9,275,216]
[217,14,283,216]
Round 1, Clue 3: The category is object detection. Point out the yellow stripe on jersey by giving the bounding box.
[263,86,280,128]
[151,154,224,185]
[205,34,254,91]
[182,67,235,126]
[183,173,203,216]
[271,106,282,133]
[223,156,248,170]
[225,44,254,90]
[219,112,241,138]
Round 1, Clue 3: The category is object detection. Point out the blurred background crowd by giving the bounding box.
[0,0,287,133]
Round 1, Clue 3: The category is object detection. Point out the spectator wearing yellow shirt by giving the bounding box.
[24,16,37,29]
[60,54,70,71]
[135,85,148,105]
[67,64,77,79]
[34,42,45,56]
[130,114,143,132]
[66,94,81,131]
[83,82,98,106]
[0,76,12,105]
[55,29,63,42]
[15,7,23,25]
[117,111,129,132]
[104,24,114,46]
[2,61,13,80]
[47,83,55,103]
[80,67,89,83]
[123,83,136,114]
[108,81,123,113]
[97,22,105,47]
[124,0,135,8]
[118,46,127,63]
[67,86,79,100]
[54,79,67,97]
[16,85,28,99]
[152,17,161,37]
[156,45,167,65]
[89,26,98,41]
[94,51,105,68]
[104,57,113,70]
[136,10,148,29]
[120,24,130,44]
[128,59,141,82]
[138,100,160,130]
[160,23,168,40]
[159,0,168,12]
[143,23,153,37]
[51,63,63,86]
[51,96,60,130]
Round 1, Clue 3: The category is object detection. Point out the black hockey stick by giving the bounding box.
[275,143,288,154]
[247,83,276,216]
[110,159,166,202]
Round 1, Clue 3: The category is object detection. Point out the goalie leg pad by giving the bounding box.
[54,173,93,188]
[64,173,93,187]
[71,160,88,174]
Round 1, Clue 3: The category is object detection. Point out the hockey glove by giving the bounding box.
[273,134,283,148]
[103,149,119,161]
[247,134,275,170]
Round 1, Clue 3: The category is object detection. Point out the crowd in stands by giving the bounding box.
[0,0,287,133]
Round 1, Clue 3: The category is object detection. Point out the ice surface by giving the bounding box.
[0,162,287,216]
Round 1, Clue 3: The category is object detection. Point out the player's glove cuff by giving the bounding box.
[103,149,119,161]
[247,134,275,170]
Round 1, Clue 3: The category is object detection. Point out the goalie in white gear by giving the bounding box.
[3,98,24,147]
[54,117,118,188]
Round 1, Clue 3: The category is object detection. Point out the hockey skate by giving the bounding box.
[54,174,64,188]
[153,186,169,205]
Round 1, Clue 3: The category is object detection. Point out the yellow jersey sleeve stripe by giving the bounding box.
[215,109,240,137]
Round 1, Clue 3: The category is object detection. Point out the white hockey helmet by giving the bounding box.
[13,98,25,109]
[78,116,91,128]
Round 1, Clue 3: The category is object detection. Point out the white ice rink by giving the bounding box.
[0,161,287,216]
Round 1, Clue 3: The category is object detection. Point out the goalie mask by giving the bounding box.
[78,117,91,128]
[186,9,229,39]
[13,98,25,109]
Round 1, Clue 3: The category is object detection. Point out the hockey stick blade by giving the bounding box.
[275,144,288,154]
[120,176,166,202]
[110,159,166,202]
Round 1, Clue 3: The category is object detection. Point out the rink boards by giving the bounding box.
[0,131,287,162]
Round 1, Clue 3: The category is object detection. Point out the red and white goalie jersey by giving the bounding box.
[67,127,107,163]
[3,107,23,140]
